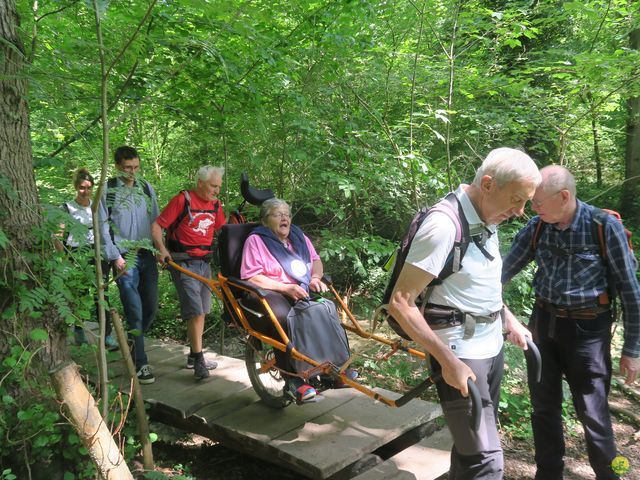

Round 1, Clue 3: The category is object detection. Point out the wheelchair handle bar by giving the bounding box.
[526,337,542,383]
[395,374,482,431]
[503,333,542,384]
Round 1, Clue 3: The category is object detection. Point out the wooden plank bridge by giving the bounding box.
[84,336,452,479]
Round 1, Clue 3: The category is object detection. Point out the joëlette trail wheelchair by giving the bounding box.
[166,174,541,431]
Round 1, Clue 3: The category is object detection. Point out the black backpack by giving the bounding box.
[382,193,472,339]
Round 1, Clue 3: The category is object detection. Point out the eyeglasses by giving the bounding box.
[531,190,561,208]
[269,212,291,219]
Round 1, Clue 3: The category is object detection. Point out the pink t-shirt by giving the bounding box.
[240,233,320,284]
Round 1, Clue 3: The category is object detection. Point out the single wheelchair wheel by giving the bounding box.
[244,336,290,408]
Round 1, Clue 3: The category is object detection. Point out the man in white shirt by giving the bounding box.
[388,147,540,479]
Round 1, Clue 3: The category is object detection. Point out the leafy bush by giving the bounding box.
[0,336,96,478]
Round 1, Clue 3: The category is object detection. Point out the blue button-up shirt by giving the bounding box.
[502,200,640,358]
[98,177,159,261]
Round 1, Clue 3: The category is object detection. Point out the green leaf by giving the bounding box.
[0,228,8,249]
[33,435,50,448]
[17,410,32,421]
[29,328,49,341]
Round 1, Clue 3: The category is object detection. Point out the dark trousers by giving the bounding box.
[527,305,618,480]
[431,350,504,480]
[243,290,295,373]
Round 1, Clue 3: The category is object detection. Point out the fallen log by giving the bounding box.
[613,376,640,402]
[50,361,133,479]
[610,404,640,428]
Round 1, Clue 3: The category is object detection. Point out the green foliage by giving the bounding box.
[318,232,395,296]
[499,344,533,439]
[5,0,640,473]
[0,337,96,477]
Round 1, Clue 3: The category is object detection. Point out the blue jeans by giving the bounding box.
[527,305,618,480]
[116,250,158,369]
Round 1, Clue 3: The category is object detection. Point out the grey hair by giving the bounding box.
[540,165,576,196]
[260,198,290,223]
[473,148,541,188]
[197,165,225,183]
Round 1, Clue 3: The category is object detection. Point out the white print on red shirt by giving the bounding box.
[189,213,216,236]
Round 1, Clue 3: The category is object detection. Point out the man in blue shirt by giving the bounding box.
[502,165,640,480]
[99,146,160,384]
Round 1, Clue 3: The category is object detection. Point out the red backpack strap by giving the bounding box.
[591,208,612,305]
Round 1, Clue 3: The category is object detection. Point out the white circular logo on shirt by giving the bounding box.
[290,259,308,277]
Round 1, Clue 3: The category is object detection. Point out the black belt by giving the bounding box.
[171,252,213,262]
[420,303,501,339]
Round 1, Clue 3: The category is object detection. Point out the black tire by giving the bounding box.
[244,336,290,408]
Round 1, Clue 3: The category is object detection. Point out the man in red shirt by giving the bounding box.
[151,166,226,380]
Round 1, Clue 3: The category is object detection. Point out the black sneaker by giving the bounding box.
[193,356,211,381]
[136,364,155,384]
[186,354,218,370]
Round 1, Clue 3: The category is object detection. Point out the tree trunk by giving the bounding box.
[621,28,640,222]
[0,0,68,365]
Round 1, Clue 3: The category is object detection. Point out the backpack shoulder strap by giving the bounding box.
[167,190,191,236]
[434,192,470,283]
[591,208,608,264]
[591,207,614,305]
[531,216,545,252]
[141,179,152,198]
[106,177,118,219]
[381,192,469,304]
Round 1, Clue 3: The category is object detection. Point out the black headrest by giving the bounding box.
[218,222,259,278]
[240,172,275,206]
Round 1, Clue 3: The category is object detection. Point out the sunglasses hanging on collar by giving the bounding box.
[469,226,495,261]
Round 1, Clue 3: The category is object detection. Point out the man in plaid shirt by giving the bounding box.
[502,165,640,480]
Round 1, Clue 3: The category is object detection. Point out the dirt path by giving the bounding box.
[501,386,640,480]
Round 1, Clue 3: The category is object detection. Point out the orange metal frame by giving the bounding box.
[166,260,434,408]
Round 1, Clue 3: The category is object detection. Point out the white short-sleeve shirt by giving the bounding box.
[405,186,503,359]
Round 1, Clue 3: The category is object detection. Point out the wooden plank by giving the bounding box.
[189,385,260,421]
[352,428,452,480]
[76,333,449,480]
[270,389,442,479]
[214,387,358,444]
[204,386,441,479]
[142,357,253,417]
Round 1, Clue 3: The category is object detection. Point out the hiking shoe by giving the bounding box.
[186,354,218,370]
[105,333,118,351]
[193,356,211,381]
[136,364,155,384]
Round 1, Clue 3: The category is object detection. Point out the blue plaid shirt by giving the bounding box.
[502,200,640,358]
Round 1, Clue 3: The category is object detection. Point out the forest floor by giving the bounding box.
[138,328,640,480]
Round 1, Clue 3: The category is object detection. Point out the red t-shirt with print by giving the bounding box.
[156,190,226,257]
